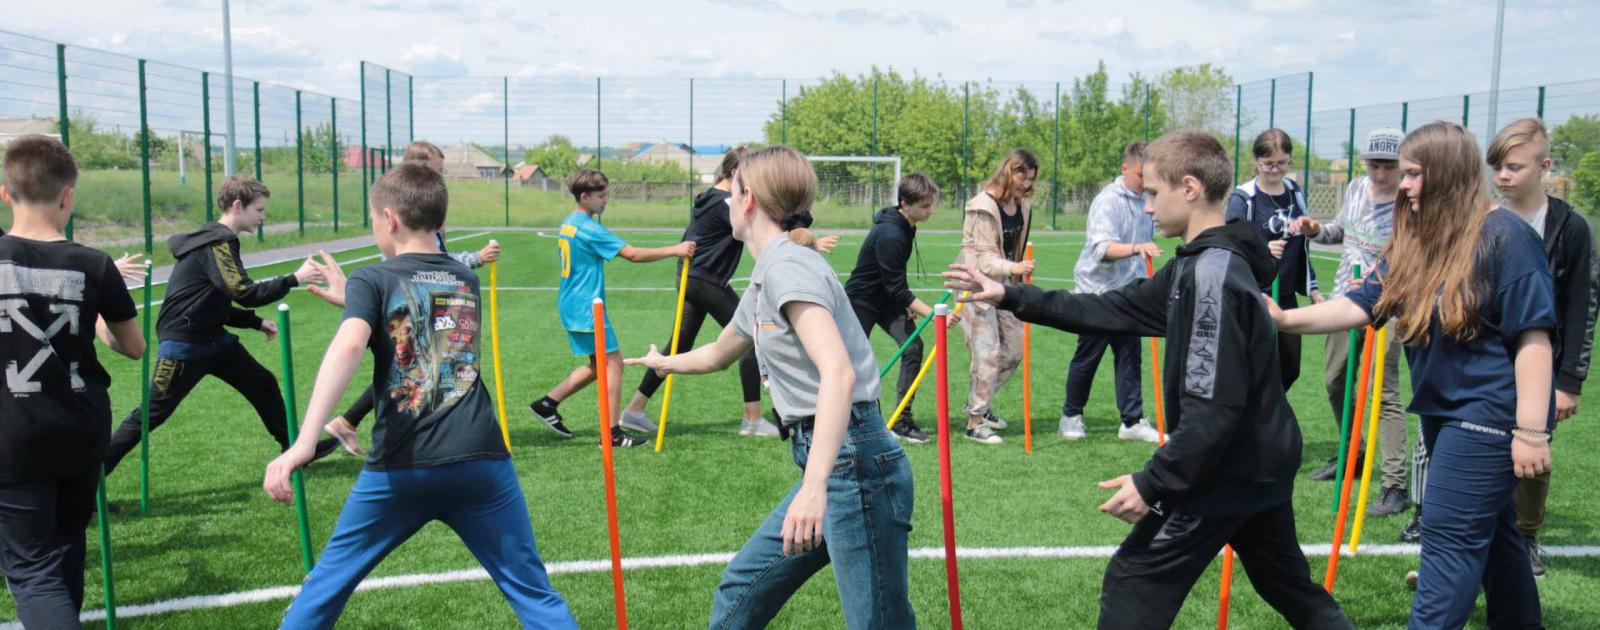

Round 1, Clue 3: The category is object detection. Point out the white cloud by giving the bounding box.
[401,44,469,77]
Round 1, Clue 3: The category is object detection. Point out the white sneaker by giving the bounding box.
[982,410,1009,431]
[1118,419,1164,444]
[1058,414,1087,440]
[619,409,658,434]
[323,416,366,456]
[964,425,1003,444]
[740,418,781,437]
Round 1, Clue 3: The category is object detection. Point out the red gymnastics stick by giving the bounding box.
[593,299,629,629]
[935,304,964,629]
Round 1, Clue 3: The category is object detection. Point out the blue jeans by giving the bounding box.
[1410,419,1541,629]
[279,458,576,630]
[709,401,916,629]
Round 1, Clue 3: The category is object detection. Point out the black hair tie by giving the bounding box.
[781,212,814,231]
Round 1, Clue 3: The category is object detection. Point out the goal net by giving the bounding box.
[807,155,902,223]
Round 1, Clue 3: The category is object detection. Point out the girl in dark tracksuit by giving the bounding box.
[1276,121,1553,629]
[618,148,771,436]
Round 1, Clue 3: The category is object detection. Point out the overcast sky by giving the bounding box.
[6,0,1597,146]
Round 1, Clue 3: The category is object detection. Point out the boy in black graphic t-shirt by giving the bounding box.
[0,135,145,629]
[264,164,576,628]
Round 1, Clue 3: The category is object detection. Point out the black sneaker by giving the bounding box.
[531,401,574,438]
[1527,537,1547,579]
[610,426,646,448]
[891,417,929,444]
[311,437,340,463]
[1370,487,1411,517]
[1399,510,1422,543]
[981,410,1009,431]
[1308,457,1340,481]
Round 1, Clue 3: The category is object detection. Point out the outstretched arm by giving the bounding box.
[626,323,754,376]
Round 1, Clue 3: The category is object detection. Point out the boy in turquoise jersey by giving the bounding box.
[531,169,694,447]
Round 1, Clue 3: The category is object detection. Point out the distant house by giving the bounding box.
[441,142,506,180]
[511,163,550,188]
[626,141,730,182]
[343,146,390,169]
[0,117,62,148]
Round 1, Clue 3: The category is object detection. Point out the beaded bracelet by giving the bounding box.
[1513,429,1551,444]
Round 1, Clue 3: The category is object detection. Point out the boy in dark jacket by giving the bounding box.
[844,173,945,443]
[946,131,1350,629]
[1487,118,1599,577]
[104,175,335,475]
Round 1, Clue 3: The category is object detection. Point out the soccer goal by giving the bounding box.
[807,155,902,214]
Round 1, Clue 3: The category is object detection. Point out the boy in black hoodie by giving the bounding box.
[946,131,1350,629]
[844,173,945,443]
[1487,118,1599,577]
[104,175,335,476]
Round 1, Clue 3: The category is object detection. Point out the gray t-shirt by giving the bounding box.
[734,234,881,421]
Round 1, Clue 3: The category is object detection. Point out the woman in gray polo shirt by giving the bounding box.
[628,146,916,628]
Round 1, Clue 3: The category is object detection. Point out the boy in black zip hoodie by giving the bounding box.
[844,173,946,444]
[1487,118,1599,577]
[946,131,1350,629]
[104,175,335,476]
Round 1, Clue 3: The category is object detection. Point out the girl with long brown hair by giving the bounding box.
[627,146,915,628]
[1271,121,1552,627]
[957,148,1038,444]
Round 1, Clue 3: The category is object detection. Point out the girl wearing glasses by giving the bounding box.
[1228,128,1318,390]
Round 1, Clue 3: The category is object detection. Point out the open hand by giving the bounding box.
[943,263,1004,304]
[623,344,672,377]
[1097,474,1150,524]
[814,235,840,254]
[1133,242,1163,259]
[306,251,347,308]
[1260,293,1286,325]
[114,253,149,283]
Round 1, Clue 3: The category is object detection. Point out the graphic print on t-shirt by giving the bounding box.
[0,262,87,394]
[383,270,482,420]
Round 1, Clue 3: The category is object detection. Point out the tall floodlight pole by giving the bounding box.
[1487,0,1506,133]
[222,0,238,175]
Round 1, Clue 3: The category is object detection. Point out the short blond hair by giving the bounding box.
[1486,118,1550,168]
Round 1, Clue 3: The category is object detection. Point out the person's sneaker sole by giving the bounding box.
[531,404,574,438]
[964,431,1002,445]
[324,419,366,457]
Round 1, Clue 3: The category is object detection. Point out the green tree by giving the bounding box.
[1572,151,1600,214]
[1159,64,1235,133]
[1552,114,1600,171]
[524,135,583,180]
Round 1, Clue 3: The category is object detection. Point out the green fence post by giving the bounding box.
[1233,84,1243,184]
[275,304,317,574]
[962,81,970,205]
[96,465,117,629]
[1143,83,1151,141]
[1269,78,1277,128]
[202,72,214,222]
[360,63,369,229]
[689,78,696,206]
[253,80,263,241]
[56,44,74,240]
[1462,94,1470,127]
[503,76,510,227]
[1303,72,1313,189]
[1345,108,1356,187]
[596,77,602,171]
[1052,81,1060,231]
[295,90,304,236]
[1402,102,1410,132]
[408,75,415,143]
[330,98,339,233]
[385,68,392,180]
[1537,86,1546,120]
[781,79,787,145]
[137,59,154,517]
[871,75,880,209]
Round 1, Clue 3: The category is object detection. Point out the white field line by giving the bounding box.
[134,232,494,311]
[18,543,1600,627]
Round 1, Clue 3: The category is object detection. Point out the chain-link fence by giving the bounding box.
[0,30,365,257]
[10,26,1600,251]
